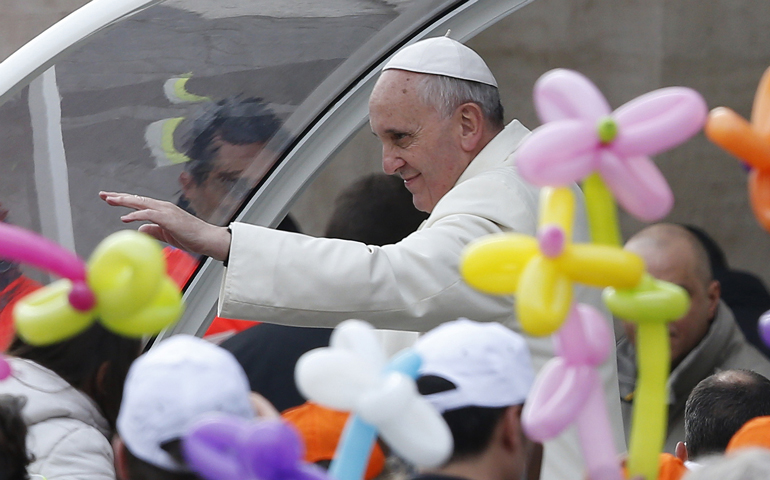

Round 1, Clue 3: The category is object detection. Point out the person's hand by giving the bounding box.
[249,392,280,419]
[99,192,232,262]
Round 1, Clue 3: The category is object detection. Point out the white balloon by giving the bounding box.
[295,349,377,411]
[330,319,386,370]
[380,392,453,468]
[357,372,413,426]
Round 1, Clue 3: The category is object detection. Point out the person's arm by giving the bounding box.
[99,192,232,261]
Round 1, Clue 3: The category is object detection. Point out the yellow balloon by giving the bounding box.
[539,187,574,239]
[582,173,622,247]
[460,234,538,294]
[516,256,572,336]
[603,275,690,480]
[100,277,184,337]
[603,274,690,324]
[559,245,645,289]
[88,230,165,317]
[14,279,95,346]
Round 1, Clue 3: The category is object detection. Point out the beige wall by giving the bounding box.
[5,0,770,286]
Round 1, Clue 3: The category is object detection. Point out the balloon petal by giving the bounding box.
[603,274,690,324]
[522,360,593,441]
[460,234,538,295]
[14,279,96,345]
[534,69,611,122]
[295,349,376,411]
[379,391,453,468]
[538,187,575,239]
[613,87,707,157]
[559,244,645,289]
[100,277,183,337]
[183,415,249,480]
[330,319,386,370]
[357,373,414,427]
[88,231,165,317]
[749,169,770,234]
[0,223,88,284]
[752,66,770,137]
[599,151,674,222]
[706,107,770,171]
[517,121,599,187]
[516,257,572,336]
[554,304,612,366]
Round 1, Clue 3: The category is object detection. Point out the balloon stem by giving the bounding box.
[627,323,670,480]
[583,173,622,247]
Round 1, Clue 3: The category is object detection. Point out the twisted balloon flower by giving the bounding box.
[706,66,770,233]
[603,275,690,480]
[460,187,644,336]
[183,414,332,480]
[295,320,452,480]
[0,224,183,345]
[522,303,621,480]
[517,68,707,223]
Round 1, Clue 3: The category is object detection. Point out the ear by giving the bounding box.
[113,435,130,480]
[96,361,110,395]
[706,279,721,319]
[455,102,486,153]
[179,171,195,195]
[501,405,525,454]
[675,441,689,463]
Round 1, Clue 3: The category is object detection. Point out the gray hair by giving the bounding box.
[416,74,505,130]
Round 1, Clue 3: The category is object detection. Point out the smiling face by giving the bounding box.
[368,70,473,213]
[623,227,721,368]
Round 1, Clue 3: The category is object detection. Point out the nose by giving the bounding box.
[381,144,405,175]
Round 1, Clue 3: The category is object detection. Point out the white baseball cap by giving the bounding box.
[117,335,255,471]
[383,36,498,88]
[415,319,534,412]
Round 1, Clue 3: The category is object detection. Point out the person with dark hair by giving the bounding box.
[617,223,770,454]
[324,173,429,245]
[113,335,255,480]
[683,225,770,357]
[0,324,141,479]
[682,370,770,460]
[165,96,297,341]
[177,96,286,223]
[0,395,32,480]
[413,319,538,480]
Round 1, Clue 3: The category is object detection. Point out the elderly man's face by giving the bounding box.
[369,70,470,213]
[623,239,720,367]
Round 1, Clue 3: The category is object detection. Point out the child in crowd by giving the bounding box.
[113,335,256,480]
[1,324,141,479]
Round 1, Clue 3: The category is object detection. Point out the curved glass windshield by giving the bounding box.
[0,0,455,286]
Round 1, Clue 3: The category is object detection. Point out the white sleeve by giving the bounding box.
[218,169,538,332]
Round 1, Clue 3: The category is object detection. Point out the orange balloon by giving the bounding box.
[705,66,770,233]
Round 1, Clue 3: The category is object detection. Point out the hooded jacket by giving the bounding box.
[0,358,114,480]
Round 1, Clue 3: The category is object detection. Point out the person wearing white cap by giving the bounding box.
[414,319,537,480]
[113,335,256,480]
[101,36,623,479]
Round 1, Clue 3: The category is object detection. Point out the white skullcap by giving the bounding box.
[383,36,498,87]
[415,318,534,412]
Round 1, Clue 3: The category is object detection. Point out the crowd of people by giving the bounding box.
[2,36,770,480]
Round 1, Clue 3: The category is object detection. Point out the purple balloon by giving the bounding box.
[759,310,770,348]
[183,414,334,480]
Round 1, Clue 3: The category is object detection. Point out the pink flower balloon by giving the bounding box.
[522,303,621,480]
[517,69,708,222]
